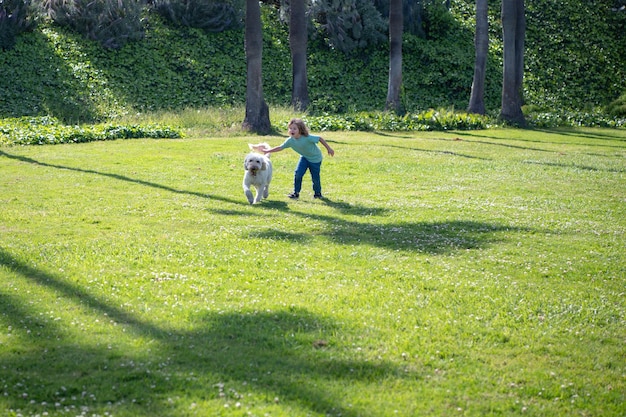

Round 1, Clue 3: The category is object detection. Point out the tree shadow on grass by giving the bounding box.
[459,130,626,152]
[320,198,389,216]
[0,150,242,205]
[522,159,626,173]
[245,202,530,254]
[531,128,626,143]
[323,219,522,253]
[339,135,491,160]
[0,248,414,417]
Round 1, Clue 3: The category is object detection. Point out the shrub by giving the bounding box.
[524,107,626,129]
[606,92,626,117]
[310,0,386,54]
[421,0,454,39]
[291,109,490,132]
[0,116,182,146]
[150,0,242,32]
[0,0,37,50]
[44,0,145,49]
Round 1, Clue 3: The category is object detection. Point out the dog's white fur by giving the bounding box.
[243,143,273,204]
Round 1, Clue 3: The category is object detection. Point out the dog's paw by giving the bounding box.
[244,190,254,204]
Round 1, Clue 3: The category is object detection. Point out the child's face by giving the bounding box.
[288,124,301,138]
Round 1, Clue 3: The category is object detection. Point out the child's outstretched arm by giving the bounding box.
[264,145,284,155]
[319,137,335,157]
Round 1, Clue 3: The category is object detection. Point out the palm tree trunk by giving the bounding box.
[468,0,488,115]
[290,0,309,111]
[243,0,271,134]
[500,0,526,126]
[385,0,403,113]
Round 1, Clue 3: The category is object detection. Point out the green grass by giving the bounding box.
[1,127,625,417]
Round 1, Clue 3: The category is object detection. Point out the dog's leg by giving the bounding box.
[262,184,269,199]
[253,185,263,204]
[243,183,255,204]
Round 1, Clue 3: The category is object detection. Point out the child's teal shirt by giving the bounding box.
[280,135,323,163]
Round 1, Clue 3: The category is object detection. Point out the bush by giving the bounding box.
[151,0,242,32]
[291,109,490,132]
[421,0,454,39]
[606,92,626,117]
[0,116,182,145]
[0,0,37,50]
[524,107,626,129]
[310,0,386,54]
[44,0,145,49]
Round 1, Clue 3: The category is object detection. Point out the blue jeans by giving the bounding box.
[294,156,322,195]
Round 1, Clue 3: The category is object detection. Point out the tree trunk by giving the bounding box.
[468,0,488,115]
[290,0,309,111]
[385,0,403,113]
[500,0,526,126]
[242,0,271,134]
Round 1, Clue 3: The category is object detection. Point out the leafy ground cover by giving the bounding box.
[1,128,625,416]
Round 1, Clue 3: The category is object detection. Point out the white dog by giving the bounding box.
[243,143,273,204]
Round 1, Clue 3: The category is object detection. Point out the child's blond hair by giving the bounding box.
[288,118,309,137]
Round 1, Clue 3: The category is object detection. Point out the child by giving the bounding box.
[263,118,335,199]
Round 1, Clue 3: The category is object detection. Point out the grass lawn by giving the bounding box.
[1,127,625,416]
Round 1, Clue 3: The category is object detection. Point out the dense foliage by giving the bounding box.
[0,0,624,128]
[523,0,626,111]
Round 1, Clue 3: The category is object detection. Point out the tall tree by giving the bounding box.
[385,0,403,113]
[242,0,271,134]
[468,0,488,114]
[500,0,526,126]
[290,0,309,111]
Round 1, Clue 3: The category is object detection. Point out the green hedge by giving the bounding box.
[0,116,182,146]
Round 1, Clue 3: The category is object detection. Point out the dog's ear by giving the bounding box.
[261,160,267,170]
[244,158,249,170]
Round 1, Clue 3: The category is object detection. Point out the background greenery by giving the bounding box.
[1,0,625,125]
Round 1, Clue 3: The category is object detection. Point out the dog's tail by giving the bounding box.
[249,143,271,155]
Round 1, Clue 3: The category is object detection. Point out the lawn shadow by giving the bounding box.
[531,127,626,143]
[0,248,414,416]
[228,197,527,254]
[337,136,491,160]
[523,159,626,173]
[0,150,242,205]
[254,213,529,254]
[460,130,626,153]
[248,229,312,242]
[321,198,389,216]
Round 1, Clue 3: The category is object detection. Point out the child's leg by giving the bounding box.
[309,161,322,195]
[293,156,308,193]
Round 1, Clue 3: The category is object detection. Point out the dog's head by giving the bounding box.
[244,153,267,175]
